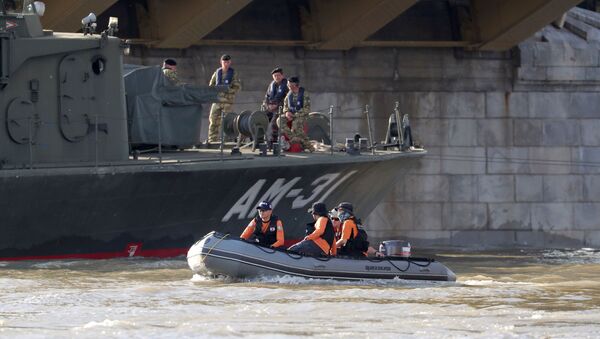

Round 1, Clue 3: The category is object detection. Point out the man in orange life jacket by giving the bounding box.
[240,201,285,248]
[287,202,335,256]
[333,202,383,257]
[335,202,363,257]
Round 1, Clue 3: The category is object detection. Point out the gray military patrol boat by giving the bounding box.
[0,1,425,261]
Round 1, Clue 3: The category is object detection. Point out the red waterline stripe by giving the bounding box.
[0,239,303,262]
[0,248,188,262]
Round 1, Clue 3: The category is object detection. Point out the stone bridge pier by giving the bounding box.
[367,8,600,249]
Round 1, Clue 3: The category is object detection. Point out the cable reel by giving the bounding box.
[222,110,269,151]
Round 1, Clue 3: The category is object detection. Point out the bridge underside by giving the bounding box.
[42,0,585,51]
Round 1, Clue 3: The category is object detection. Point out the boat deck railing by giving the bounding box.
[1,101,421,171]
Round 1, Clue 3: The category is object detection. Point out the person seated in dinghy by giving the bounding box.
[334,202,384,258]
[240,201,285,249]
[329,208,342,256]
[287,202,336,256]
[334,202,368,257]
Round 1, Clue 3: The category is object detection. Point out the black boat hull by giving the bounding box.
[0,153,423,260]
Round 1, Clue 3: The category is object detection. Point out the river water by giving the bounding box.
[1,249,599,338]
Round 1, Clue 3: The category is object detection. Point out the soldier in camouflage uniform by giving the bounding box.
[263,67,288,145]
[162,58,180,85]
[208,54,241,143]
[281,76,314,152]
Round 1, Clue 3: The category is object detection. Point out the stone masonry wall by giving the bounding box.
[127,21,600,248]
[367,90,600,249]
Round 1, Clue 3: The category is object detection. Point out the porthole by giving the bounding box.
[91,56,106,75]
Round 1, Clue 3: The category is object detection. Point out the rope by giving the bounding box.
[387,258,411,272]
[253,242,277,254]
[314,255,333,262]
[202,233,230,262]
[229,235,434,273]
[386,257,434,273]
[283,248,333,261]
[407,258,433,267]
[285,251,304,260]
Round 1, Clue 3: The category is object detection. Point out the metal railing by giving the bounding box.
[3,101,416,171]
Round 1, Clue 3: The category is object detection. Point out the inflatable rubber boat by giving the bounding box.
[187,232,456,282]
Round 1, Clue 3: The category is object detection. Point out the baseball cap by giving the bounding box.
[256,201,272,211]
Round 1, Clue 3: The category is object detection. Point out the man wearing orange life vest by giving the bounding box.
[240,201,285,248]
[329,208,342,256]
[334,202,362,256]
[287,202,336,256]
[334,202,384,258]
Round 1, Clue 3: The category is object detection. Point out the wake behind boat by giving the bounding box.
[187,232,456,282]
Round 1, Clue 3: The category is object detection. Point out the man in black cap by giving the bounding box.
[208,54,241,143]
[162,58,180,85]
[264,67,288,112]
[240,201,285,248]
[287,202,335,256]
[281,76,313,152]
[263,67,288,145]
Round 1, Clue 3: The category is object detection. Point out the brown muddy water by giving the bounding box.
[1,249,599,338]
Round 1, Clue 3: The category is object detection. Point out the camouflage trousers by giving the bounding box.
[280,117,314,152]
[208,103,233,143]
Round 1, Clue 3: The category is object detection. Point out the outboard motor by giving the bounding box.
[379,240,411,258]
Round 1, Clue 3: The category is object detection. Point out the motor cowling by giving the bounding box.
[379,240,411,258]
